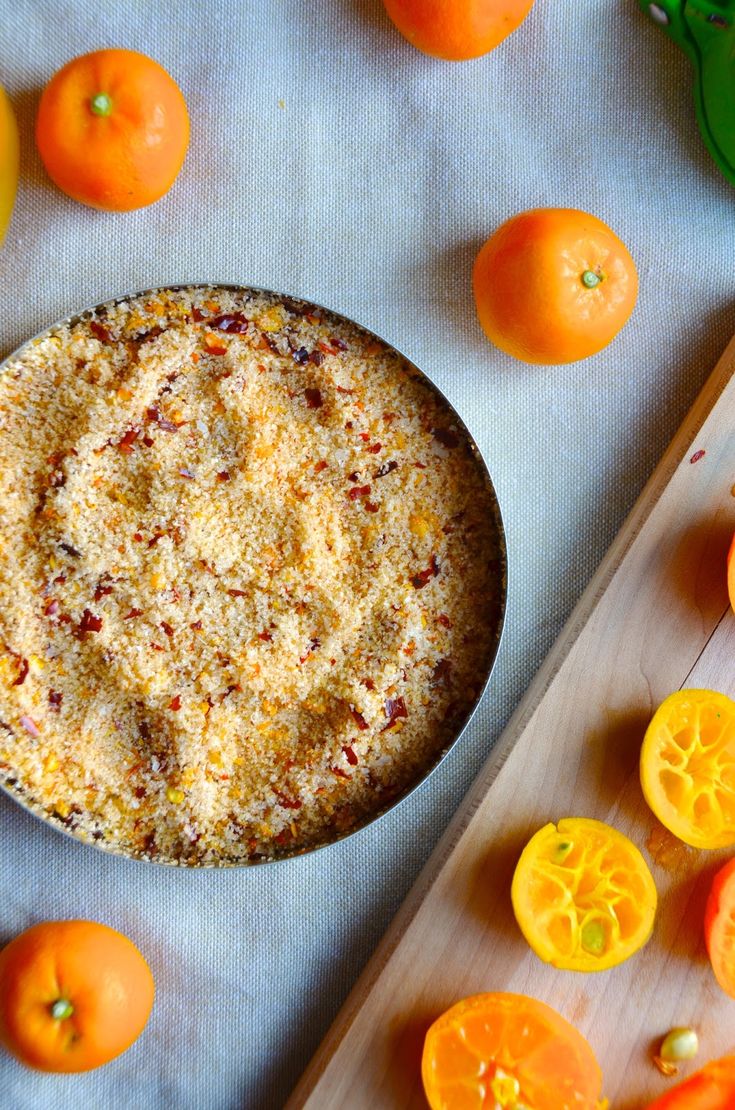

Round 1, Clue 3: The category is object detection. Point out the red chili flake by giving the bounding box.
[299,637,321,664]
[160,621,174,638]
[359,432,370,442]
[432,427,459,449]
[366,442,382,454]
[169,695,182,711]
[258,629,273,642]
[142,436,154,447]
[331,336,348,351]
[342,745,358,766]
[48,690,63,709]
[350,706,369,730]
[12,658,29,686]
[314,460,328,473]
[190,619,203,631]
[147,532,165,548]
[58,614,73,625]
[411,554,440,589]
[347,485,371,501]
[335,385,354,395]
[690,449,706,464]
[146,407,179,432]
[275,827,293,845]
[208,313,249,333]
[276,791,303,810]
[79,609,102,633]
[332,766,349,779]
[365,501,379,513]
[134,785,146,799]
[383,696,408,729]
[178,468,196,480]
[348,471,360,482]
[437,613,453,629]
[150,642,165,652]
[90,320,111,343]
[118,427,140,453]
[221,683,241,701]
[305,388,323,409]
[133,532,144,543]
[203,334,228,355]
[136,325,163,343]
[191,305,208,322]
[94,581,114,602]
[318,339,338,355]
[345,420,354,430]
[43,599,59,617]
[374,460,398,479]
[124,608,143,619]
[361,678,376,691]
[59,542,81,558]
[227,589,246,598]
[20,715,40,737]
[217,470,231,482]
[309,350,324,367]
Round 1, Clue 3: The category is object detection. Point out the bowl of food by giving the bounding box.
[0,285,506,865]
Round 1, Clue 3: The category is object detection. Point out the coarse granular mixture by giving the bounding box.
[0,287,503,864]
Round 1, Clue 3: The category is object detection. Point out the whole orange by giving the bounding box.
[382,0,535,61]
[473,208,638,364]
[0,920,155,1072]
[36,48,189,211]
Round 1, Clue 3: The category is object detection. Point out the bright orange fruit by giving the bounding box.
[644,1055,735,1109]
[704,857,735,999]
[640,689,735,849]
[511,817,657,971]
[727,533,735,615]
[0,919,155,1072]
[421,992,605,1109]
[381,0,535,60]
[36,48,189,211]
[473,208,638,364]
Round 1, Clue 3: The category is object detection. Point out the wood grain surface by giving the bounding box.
[287,333,735,1110]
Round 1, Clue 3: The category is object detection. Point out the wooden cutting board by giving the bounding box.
[287,333,735,1110]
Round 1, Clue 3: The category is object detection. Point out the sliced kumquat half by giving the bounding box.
[511,818,657,972]
[421,992,606,1110]
[640,689,735,849]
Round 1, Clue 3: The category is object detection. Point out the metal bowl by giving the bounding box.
[0,284,507,866]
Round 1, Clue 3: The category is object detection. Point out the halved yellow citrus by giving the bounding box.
[511,817,657,971]
[640,689,735,849]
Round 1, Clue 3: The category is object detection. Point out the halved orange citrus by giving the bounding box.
[511,817,657,971]
[421,992,605,1110]
[640,689,735,849]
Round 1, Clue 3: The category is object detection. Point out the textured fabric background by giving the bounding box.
[0,2,733,1107]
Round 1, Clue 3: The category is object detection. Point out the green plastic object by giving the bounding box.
[639,0,735,187]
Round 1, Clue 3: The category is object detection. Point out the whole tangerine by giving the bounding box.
[0,919,155,1072]
[36,48,189,211]
[382,0,536,60]
[473,208,638,364]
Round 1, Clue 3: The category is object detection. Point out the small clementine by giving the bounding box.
[382,0,535,60]
[36,48,189,211]
[0,919,155,1072]
[473,208,638,364]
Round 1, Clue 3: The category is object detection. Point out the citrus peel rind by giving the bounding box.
[511,817,657,972]
[640,689,735,850]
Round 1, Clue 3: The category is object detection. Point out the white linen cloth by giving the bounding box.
[0,1,733,1106]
